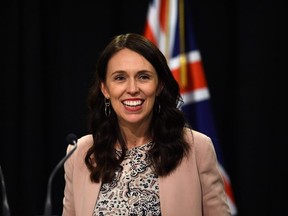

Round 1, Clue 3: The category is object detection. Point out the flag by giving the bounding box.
[143,0,237,214]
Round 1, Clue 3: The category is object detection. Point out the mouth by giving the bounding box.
[122,99,144,107]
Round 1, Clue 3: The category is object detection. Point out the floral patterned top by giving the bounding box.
[93,141,161,216]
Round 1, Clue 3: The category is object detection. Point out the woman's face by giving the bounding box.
[101,48,160,126]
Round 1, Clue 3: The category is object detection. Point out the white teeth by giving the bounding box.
[123,100,142,107]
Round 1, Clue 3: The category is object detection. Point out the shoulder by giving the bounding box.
[183,128,213,148]
[183,128,216,159]
[75,134,93,157]
[77,134,93,148]
[67,134,93,153]
[66,134,94,167]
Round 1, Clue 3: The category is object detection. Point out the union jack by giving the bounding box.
[143,0,237,214]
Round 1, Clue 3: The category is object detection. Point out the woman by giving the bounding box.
[62,33,231,216]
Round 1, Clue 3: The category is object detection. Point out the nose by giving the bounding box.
[127,79,139,94]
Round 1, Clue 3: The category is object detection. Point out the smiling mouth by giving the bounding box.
[122,100,144,107]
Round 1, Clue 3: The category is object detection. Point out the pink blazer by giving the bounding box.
[62,129,231,216]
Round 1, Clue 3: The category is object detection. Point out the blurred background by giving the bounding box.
[1,0,287,215]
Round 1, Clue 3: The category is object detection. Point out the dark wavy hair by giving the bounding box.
[85,33,190,183]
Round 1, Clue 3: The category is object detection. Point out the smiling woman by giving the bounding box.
[61,33,231,216]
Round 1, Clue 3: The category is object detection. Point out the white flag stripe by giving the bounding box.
[181,88,210,105]
[169,50,202,70]
[166,0,178,57]
[227,197,238,215]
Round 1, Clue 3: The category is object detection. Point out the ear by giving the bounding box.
[100,82,110,98]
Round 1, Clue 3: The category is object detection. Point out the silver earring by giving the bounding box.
[155,97,161,114]
[158,103,161,113]
[104,98,111,117]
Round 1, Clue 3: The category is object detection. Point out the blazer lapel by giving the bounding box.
[79,172,101,216]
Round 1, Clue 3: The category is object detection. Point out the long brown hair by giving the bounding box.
[85,33,190,183]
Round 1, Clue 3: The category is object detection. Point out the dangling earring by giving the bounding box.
[104,98,111,117]
[157,103,161,114]
[155,96,161,114]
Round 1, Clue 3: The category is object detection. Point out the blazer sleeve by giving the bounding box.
[195,135,231,216]
[62,144,76,216]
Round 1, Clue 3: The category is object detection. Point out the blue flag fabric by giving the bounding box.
[144,0,237,214]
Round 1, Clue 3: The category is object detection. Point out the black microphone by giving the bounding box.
[43,133,78,216]
[0,165,11,216]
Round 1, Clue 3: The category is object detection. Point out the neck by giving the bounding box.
[119,125,151,149]
[125,136,151,149]
[117,118,153,149]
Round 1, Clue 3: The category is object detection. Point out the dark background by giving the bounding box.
[1,0,287,215]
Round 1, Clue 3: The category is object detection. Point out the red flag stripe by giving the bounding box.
[144,1,238,214]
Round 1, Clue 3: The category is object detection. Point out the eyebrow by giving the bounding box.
[110,70,154,75]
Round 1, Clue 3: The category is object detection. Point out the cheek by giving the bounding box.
[146,85,158,97]
[106,84,123,97]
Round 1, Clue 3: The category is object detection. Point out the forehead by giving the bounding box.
[107,48,155,73]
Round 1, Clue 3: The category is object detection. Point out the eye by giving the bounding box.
[138,73,151,80]
[114,74,126,81]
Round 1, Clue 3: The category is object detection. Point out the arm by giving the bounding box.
[195,135,231,216]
